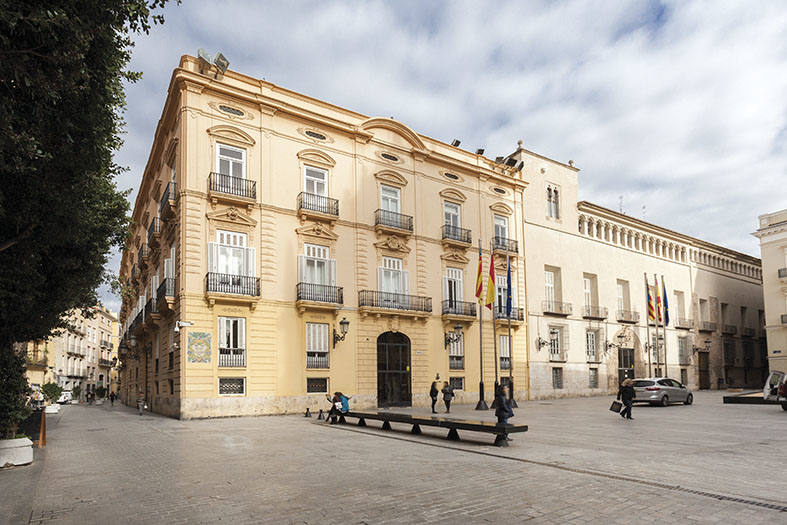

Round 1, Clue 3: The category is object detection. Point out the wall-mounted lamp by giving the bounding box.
[605,332,627,352]
[333,317,350,348]
[692,339,712,355]
[444,324,463,348]
[451,139,461,147]
[174,320,194,333]
[536,328,559,351]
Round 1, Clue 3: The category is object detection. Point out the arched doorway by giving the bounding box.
[377,332,411,407]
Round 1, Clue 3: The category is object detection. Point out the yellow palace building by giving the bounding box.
[118,55,530,418]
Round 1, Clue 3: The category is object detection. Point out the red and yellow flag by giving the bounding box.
[654,274,663,323]
[485,253,496,310]
[646,274,656,322]
[474,245,484,302]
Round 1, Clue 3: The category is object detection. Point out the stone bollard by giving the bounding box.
[317,409,324,420]
[304,407,311,418]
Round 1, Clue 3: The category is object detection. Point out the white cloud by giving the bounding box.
[100,0,787,306]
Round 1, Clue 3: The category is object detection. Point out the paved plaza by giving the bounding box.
[2,391,786,524]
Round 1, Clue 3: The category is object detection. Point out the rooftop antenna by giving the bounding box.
[642,204,646,220]
[619,195,624,214]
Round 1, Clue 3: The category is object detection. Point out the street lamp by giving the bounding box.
[536,328,559,350]
[605,332,627,353]
[692,339,712,355]
[333,317,349,348]
[444,324,463,348]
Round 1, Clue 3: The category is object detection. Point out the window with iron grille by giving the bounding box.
[499,334,511,370]
[448,337,464,370]
[680,368,688,386]
[586,330,598,362]
[155,358,159,374]
[306,323,329,369]
[218,377,245,396]
[307,377,328,393]
[724,339,736,364]
[168,379,174,395]
[449,377,464,390]
[552,367,563,389]
[589,368,599,388]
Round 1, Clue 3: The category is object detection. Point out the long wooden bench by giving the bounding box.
[339,411,527,447]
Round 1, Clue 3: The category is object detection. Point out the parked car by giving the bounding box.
[632,378,693,406]
[57,390,72,404]
[763,371,787,410]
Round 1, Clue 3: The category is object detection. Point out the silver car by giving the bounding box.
[632,377,693,407]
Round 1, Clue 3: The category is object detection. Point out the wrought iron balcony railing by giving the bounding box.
[99,358,113,367]
[147,217,160,243]
[159,181,177,216]
[699,321,717,332]
[543,300,572,316]
[358,290,431,312]
[494,306,524,321]
[218,348,246,367]
[582,305,608,320]
[144,297,158,317]
[209,172,256,200]
[779,267,787,279]
[442,224,472,244]
[675,317,694,330]
[549,349,568,362]
[296,282,343,304]
[492,236,518,253]
[678,353,692,366]
[137,244,148,267]
[307,353,329,369]
[157,277,175,304]
[206,273,261,297]
[449,356,464,370]
[722,324,737,335]
[297,192,339,216]
[442,300,476,317]
[374,209,413,232]
[781,314,787,325]
[500,357,511,370]
[616,310,640,324]
[742,327,756,337]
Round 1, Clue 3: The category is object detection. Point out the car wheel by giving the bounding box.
[684,394,693,405]
[781,402,787,411]
[660,396,669,407]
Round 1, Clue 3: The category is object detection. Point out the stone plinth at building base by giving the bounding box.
[0,437,33,468]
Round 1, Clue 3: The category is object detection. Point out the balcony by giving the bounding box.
[137,243,149,269]
[129,310,144,336]
[586,351,601,364]
[441,224,472,248]
[442,300,477,320]
[549,349,568,363]
[492,236,518,255]
[781,314,787,325]
[543,300,572,317]
[722,324,737,335]
[144,298,159,327]
[295,282,344,313]
[742,327,756,337]
[147,217,161,246]
[26,351,47,367]
[157,277,176,312]
[616,310,640,324]
[306,353,330,369]
[218,348,246,368]
[297,192,339,222]
[779,267,787,283]
[698,321,717,333]
[208,172,256,206]
[99,358,113,367]
[675,317,694,330]
[159,181,178,220]
[449,355,464,370]
[358,290,431,319]
[679,352,692,366]
[374,209,413,235]
[582,305,608,321]
[494,306,525,325]
[205,273,261,308]
[500,357,511,370]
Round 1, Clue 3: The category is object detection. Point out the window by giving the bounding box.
[680,368,688,386]
[545,269,555,306]
[449,377,464,390]
[678,337,689,364]
[155,358,159,374]
[380,185,400,213]
[589,368,599,388]
[219,105,244,117]
[155,381,160,395]
[499,334,511,370]
[494,214,508,239]
[547,184,560,219]
[216,143,245,178]
[699,299,709,322]
[379,256,407,295]
[495,275,516,315]
[304,166,328,196]
[444,201,461,227]
[209,230,255,278]
[168,379,174,395]
[381,152,399,162]
[305,130,327,141]
[724,339,736,364]
[218,377,245,396]
[219,317,246,367]
[617,280,630,311]
[586,330,598,362]
[549,327,565,361]
[306,322,329,369]
[448,337,464,370]
[444,267,463,307]
[307,377,328,393]
[675,291,686,319]
[582,273,598,308]
[552,368,563,389]
[298,244,335,286]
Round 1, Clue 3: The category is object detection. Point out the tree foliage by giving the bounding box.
[41,382,64,404]
[0,349,31,438]
[0,0,174,347]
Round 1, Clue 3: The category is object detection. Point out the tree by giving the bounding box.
[72,385,82,402]
[0,349,31,438]
[41,382,64,405]
[95,385,107,399]
[0,0,176,429]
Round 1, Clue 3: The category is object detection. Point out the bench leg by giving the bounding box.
[358,417,366,427]
[411,423,422,435]
[339,415,346,425]
[494,434,509,447]
[382,420,392,431]
[446,428,460,441]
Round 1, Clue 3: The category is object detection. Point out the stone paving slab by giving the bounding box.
[0,391,785,524]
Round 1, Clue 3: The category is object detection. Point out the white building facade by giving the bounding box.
[754,209,787,373]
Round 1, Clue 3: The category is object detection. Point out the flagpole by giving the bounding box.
[661,274,669,379]
[507,253,517,408]
[644,273,652,377]
[653,273,662,377]
[490,243,500,408]
[475,239,488,410]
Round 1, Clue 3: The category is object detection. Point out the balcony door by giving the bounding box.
[216,143,246,179]
[299,244,335,286]
[444,268,463,309]
[379,256,408,308]
[494,214,508,239]
[444,202,461,227]
[545,269,556,308]
[304,166,327,196]
[380,185,400,213]
[209,231,255,287]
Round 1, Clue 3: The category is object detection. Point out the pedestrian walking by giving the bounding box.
[617,378,636,420]
[495,384,515,441]
[136,390,145,416]
[429,382,439,414]
[441,381,454,413]
[109,391,116,407]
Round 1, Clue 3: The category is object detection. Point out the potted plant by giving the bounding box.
[71,385,81,404]
[0,349,34,467]
[95,386,106,405]
[41,383,63,414]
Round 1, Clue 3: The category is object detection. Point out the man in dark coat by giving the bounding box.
[495,385,515,440]
[617,378,636,420]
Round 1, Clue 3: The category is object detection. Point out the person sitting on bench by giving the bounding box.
[325,391,351,424]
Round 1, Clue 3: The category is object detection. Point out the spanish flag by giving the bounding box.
[485,253,496,310]
[645,273,656,322]
[474,245,484,302]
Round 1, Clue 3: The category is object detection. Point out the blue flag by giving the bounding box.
[506,258,512,316]
[661,275,669,326]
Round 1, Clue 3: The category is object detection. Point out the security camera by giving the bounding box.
[174,324,180,333]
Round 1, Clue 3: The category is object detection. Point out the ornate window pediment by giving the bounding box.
[374,169,408,188]
[206,206,258,227]
[440,250,469,265]
[207,125,255,147]
[439,188,467,203]
[490,202,513,216]
[374,235,411,254]
[297,148,336,168]
[359,117,427,151]
[296,222,339,241]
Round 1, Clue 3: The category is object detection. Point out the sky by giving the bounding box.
[99,0,787,313]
